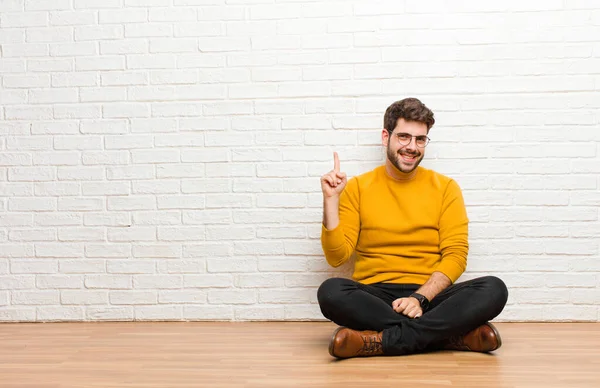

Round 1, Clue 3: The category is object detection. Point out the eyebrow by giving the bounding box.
[397,132,427,138]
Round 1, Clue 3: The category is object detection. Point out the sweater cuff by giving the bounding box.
[320,223,346,251]
[436,259,465,284]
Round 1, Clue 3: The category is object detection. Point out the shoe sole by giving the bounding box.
[485,322,502,351]
[328,327,345,358]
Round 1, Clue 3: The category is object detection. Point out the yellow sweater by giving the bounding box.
[321,165,469,285]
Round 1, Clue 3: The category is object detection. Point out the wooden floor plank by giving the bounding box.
[0,322,599,387]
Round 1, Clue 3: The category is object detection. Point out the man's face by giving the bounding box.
[383,118,428,174]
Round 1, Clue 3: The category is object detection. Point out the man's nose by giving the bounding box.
[404,136,417,151]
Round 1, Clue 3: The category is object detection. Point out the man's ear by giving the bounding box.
[381,129,390,147]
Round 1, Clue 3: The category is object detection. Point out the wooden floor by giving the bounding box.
[0,322,599,387]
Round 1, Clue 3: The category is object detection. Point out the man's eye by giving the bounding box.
[416,137,426,142]
[398,134,411,140]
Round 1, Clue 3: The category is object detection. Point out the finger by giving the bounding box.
[321,175,335,187]
[335,172,346,184]
[406,307,419,318]
[397,301,409,313]
[333,152,340,173]
[328,172,340,187]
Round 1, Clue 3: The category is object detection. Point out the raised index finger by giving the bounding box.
[333,152,340,172]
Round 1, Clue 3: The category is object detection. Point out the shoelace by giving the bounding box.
[360,335,382,354]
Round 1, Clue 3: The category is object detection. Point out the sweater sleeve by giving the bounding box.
[320,177,360,268]
[436,179,469,283]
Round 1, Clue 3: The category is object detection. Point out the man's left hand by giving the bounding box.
[392,297,423,319]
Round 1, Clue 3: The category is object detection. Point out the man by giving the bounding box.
[317,97,508,359]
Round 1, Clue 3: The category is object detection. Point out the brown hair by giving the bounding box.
[383,98,435,134]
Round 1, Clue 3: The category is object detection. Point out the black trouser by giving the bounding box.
[317,276,508,356]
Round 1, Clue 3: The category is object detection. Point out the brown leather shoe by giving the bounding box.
[328,327,384,359]
[442,322,502,353]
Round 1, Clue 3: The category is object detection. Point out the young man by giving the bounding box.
[318,97,508,359]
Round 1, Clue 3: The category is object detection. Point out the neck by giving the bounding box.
[385,159,418,181]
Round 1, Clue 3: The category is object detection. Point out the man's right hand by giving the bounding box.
[320,152,347,198]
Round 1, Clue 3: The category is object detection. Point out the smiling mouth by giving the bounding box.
[399,152,418,163]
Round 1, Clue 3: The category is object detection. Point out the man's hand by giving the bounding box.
[320,152,347,198]
[392,297,423,319]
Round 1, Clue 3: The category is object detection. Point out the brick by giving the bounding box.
[157,165,205,179]
[86,307,134,321]
[184,305,233,320]
[50,11,96,26]
[76,56,125,71]
[135,305,182,320]
[9,197,55,211]
[158,227,205,241]
[105,136,153,150]
[0,308,36,322]
[30,122,76,135]
[0,182,34,197]
[26,27,73,43]
[37,275,83,289]
[7,136,53,150]
[125,23,172,38]
[37,307,85,321]
[159,290,206,304]
[207,257,256,273]
[101,71,148,86]
[59,259,105,273]
[75,25,123,41]
[235,306,284,320]
[80,119,128,133]
[158,259,205,274]
[198,37,250,52]
[92,259,140,276]
[128,86,176,101]
[85,275,131,289]
[85,243,131,258]
[183,209,232,225]
[107,226,156,242]
[5,106,52,120]
[100,39,148,55]
[157,195,205,210]
[284,304,323,320]
[58,227,104,242]
[99,9,147,23]
[9,229,56,242]
[133,181,180,195]
[52,71,98,87]
[258,256,308,272]
[132,244,181,258]
[0,152,32,166]
[0,89,27,105]
[110,290,156,305]
[152,103,203,117]
[103,103,149,118]
[106,166,154,180]
[84,213,130,227]
[4,74,50,88]
[54,104,102,119]
[208,289,256,305]
[1,12,47,27]
[10,259,57,273]
[61,290,108,305]
[34,213,81,226]
[133,275,182,289]
[57,167,104,180]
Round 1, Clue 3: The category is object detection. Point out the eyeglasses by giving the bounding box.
[394,132,430,148]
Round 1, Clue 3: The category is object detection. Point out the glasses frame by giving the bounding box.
[394,132,430,148]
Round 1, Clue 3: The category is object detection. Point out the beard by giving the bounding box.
[386,143,424,174]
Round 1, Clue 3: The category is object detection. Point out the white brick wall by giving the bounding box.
[0,0,599,323]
